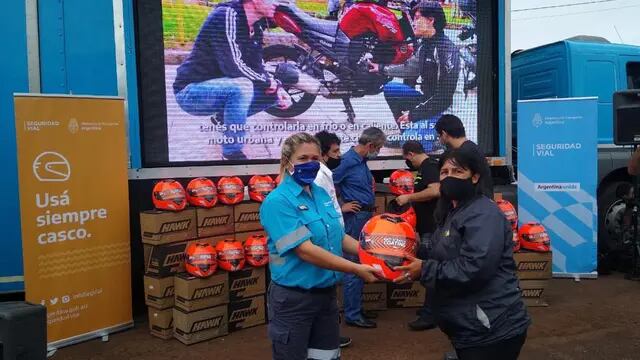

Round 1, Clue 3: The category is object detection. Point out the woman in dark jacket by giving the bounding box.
[395,149,530,359]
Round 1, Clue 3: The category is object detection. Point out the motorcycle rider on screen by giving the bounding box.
[369,0,461,152]
[172,0,292,161]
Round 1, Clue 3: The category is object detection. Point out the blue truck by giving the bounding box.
[511,36,640,260]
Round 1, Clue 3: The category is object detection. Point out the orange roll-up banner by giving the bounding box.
[14,94,132,347]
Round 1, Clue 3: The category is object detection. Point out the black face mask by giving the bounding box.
[440,176,476,201]
[326,156,341,170]
[405,159,415,170]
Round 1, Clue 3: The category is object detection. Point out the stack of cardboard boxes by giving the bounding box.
[514,251,553,307]
[141,200,267,344]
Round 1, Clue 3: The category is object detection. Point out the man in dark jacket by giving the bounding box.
[173,0,290,160]
[369,0,460,152]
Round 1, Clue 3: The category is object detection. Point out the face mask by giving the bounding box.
[440,176,476,201]
[289,161,320,186]
[405,159,415,170]
[326,156,341,170]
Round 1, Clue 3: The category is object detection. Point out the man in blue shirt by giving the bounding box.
[332,127,386,328]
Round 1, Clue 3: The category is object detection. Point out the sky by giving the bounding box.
[511,0,640,51]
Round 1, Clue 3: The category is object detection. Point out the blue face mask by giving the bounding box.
[289,161,320,186]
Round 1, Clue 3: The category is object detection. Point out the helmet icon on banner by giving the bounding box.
[33,152,71,182]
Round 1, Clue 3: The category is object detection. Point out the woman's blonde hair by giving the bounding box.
[279,132,321,178]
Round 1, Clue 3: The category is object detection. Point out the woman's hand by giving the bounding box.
[341,201,361,213]
[354,264,383,283]
[392,255,423,284]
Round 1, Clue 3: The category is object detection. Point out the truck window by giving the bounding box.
[628,62,640,89]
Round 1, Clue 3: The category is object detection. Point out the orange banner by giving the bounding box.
[14,94,132,346]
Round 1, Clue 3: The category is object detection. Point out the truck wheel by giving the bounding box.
[598,180,631,271]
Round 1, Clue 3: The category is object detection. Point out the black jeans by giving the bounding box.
[455,331,527,360]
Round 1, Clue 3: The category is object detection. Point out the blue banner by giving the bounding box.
[517,97,598,277]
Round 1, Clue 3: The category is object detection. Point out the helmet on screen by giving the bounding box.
[519,222,551,252]
[152,179,187,211]
[497,200,518,230]
[217,177,245,205]
[389,170,414,195]
[386,199,417,229]
[244,234,269,267]
[186,177,218,208]
[358,214,418,280]
[185,242,217,278]
[512,230,521,252]
[249,175,276,202]
[216,239,246,272]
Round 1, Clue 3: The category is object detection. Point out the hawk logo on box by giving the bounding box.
[190,315,224,332]
[518,261,548,271]
[192,284,225,300]
[159,219,191,233]
[163,252,187,267]
[202,215,230,227]
[521,288,544,298]
[390,289,418,299]
[362,292,383,302]
[237,212,260,223]
[230,307,258,321]
[231,277,259,290]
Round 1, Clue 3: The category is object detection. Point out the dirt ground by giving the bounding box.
[55,274,640,360]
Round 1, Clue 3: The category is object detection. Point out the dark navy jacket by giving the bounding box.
[421,195,530,349]
[173,1,271,94]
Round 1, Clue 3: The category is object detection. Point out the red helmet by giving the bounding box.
[275,174,283,186]
[386,199,417,228]
[358,214,418,280]
[249,175,275,202]
[497,200,518,230]
[389,170,414,195]
[518,222,551,252]
[152,179,187,211]
[512,231,521,252]
[244,234,269,267]
[215,239,246,271]
[217,177,244,205]
[185,242,217,278]
[186,177,218,208]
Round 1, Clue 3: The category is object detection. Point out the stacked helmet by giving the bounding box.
[216,239,246,271]
[518,223,550,252]
[389,170,414,195]
[249,175,275,202]
[185,242,217,278]
[497,200,518,230]
[244,234,269,267]
[217,177,244,205]
[152,179,187,211]
[512,231,521,252]
[186,177,218,208]
[386,199,417,228]
[358,214,418,280]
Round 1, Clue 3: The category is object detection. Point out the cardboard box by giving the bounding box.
[228,295,266,332]
[374,194,387,215]
[519,280,549,307]
[173,305,228,345]
[175,272,229,312]
[144,275,175,309]
[228,266,267,301]
[234,202,263,233]
[148,307,173,340]
[144,236,226,277]
[196,206,234,237]
[140,208,197,245]
[514,251,552,280]
[235,231,267,244]
[362,283,387,311]
[387,281,426,308]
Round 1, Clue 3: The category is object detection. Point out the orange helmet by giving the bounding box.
[244,234,269,267]
[215,239,246,271]
[518,222,550,252]
[358,214,418,280]
[249,175,275,202]
[497,200,518,230]
[386,199,417,228]
[217,177,244,205]
[389,170,414,195]
[152,179,187,211]
[512,231,521,252]
[275,174,282,186]
[186,177,218,208]
[185,242,217,278]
